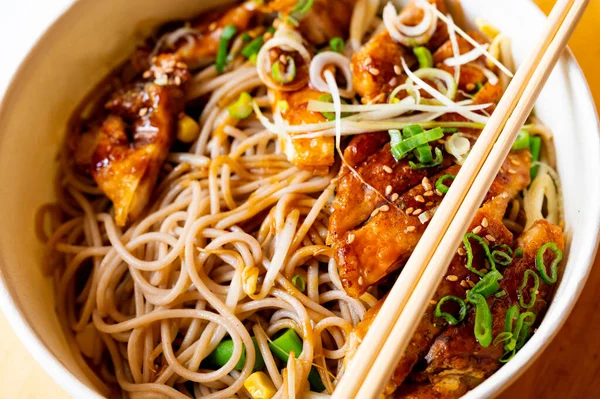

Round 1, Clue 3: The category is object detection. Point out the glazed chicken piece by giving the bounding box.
[417,220,565,398]
[351,0,448,103]
[171,2,258,69]
[261,0,356,45]
[74,54,190,226]
[271,87,335,173]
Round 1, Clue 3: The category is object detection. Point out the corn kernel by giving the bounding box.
[177,114,200,143]
[244,372,276,399]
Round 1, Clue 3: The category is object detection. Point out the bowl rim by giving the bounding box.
[0,1,598,399]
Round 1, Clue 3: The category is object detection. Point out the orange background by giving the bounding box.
[0,0,598,397]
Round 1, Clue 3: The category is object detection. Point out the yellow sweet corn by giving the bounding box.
[244,372,276,399]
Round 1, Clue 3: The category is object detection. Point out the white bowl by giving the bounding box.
[0,0,598,398]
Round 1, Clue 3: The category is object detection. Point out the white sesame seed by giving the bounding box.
[380,205,390,212]
[468,280,476,288]
[446,275,459,282]
[413,208,423,216]
[472,226,482,234]
[457,248,466,256]
[426,201,434,207]
[385,185,393,195]
[407,226,416,232]
[415,195,425,203]
[422,177,432,191]
[174,76,181,86]
[370,67,380,76]
[389,77,398,86]
[482,217,489,228]
[466,83,476,91]
[429,299,438,305]
[460,280,470,288]
[358,276,364,285]
[424,190,434,197]
[502,192,510,199]
[143,70,152,79]
[510,159,521,166]
[485,234,496,242]
[391,193,399,201]
[435,189,443,196]
[138,107,148,117]
[279,54,287,63]
[371,209,380,218]
[406,207,414,215]
[508,168,516,174]
[347,233,355,244]
[394,65,402,75]
[383,165,393,174]
[365,56,373,65]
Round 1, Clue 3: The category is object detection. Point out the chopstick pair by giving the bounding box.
[334,0,589,397]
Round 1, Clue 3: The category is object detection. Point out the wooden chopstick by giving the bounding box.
[333,0,589,397]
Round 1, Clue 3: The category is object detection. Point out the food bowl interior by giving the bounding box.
[0,0,598,398]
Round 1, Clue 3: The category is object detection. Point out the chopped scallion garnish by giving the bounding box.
[435,174,456,194]
[470,269,503,298]
[205,337,265,371]
[536,242,562,284]
[517,269,540,309]
[228,92,254,119]
[462,233,496,277]
[492,249,513,266]
[241,36,264,59]
[291,274,306,292]
[271,55,297,85]
[434,295,467,325]
[390,127,443,159]
[467,292,493,347]
[413,46,433,69]
[216,25,238,74]
[515,248,524,258]
[511,129,530,151]
[529,135,542,179]
[330,37,345,54]
[409,147,443,169]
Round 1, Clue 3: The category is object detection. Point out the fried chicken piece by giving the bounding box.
[335,148,530,298]
[421,220,564,397]
[261,0,356,45]
[271,87,335,173]
[351,0,448,103]
[74,54,190,226]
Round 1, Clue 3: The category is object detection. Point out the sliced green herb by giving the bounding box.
[536,242,562,284]
[511,129,530,151]
[529,135,542,180]
[518,269,540,309]
[413,46,433,69]
[434,295,467,325]
[463,233,496,277]
[330,37,345,54]
[272,55,296,84]
[435,174,456,194]
[216,25,238,74]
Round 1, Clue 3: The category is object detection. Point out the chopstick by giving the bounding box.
[333,0,589,397]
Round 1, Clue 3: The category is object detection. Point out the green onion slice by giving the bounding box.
[291,274,306,292]
[493,331,513,347]
[491,249,513,266]
[390,127,444,160]
[441,127,459,133]
[413,46,433,69]
[468,292,493,347]
[511,129,530,151]
[410,147,444,169]
[241,36,264,59]
[435,174,456,194]
[515,248,524,258]
[470,269,503,298]
[216,25,238,74]
[529,135,542,180]
[536,242,562,284]
[272,55,297,85]
[228,92,254,119]
[434,295,467,325]
[463,233,496,277]
[518,269,540,309]
[330,37,345,54]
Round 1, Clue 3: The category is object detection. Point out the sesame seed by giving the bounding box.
[429,299,438,305]
[143,70,152,79]
[422,177,432,191]
[380,205,390,212]
[460,280,470,288]
[510,159,521,166]
[435,189,443,196]
[446,275,459,282]
[412,208,423,216]
[176,62,187,69]
[468,280,476,288]
[383,165,393,174]
[502,192,510,199]
[279,54,287,63]
[482,217,489,228]
[347,233,355,244]
[370,67,380,76]
[391,193,399,201]
[138,107,148,117]
[466,83,476,91]
[407,226,416,232]
[406,207,414,215]
[483,238,490,245]
[385,185,393,195]
[508,168,516,174]
[358,276,364,285]
[472,226,482,234]
[209,22,217,31]
[415,195,425,203]
[371,209,380,218]
[174,76,181,86]
[535,290,540,295]
[389,77,398,86]
[457,248,466,256]
[365,56,373,65]
[485,234,496,242]
[426,201,434,207]
[394,65,402,75]
[424,190,434,197]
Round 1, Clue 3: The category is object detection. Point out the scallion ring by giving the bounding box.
[216,25,238,74]
[434,295,467,325]
[435,174,456,194]
[536,242,562,284]
[409,147,443,169]
[227,92,254,119]
[330,37,345,54]
[491,249,513,266]
[413,46,433,69]
[463,233,496,277]
[515,248,524,258]
[271,55,297,85]
[517,269,540,309]
[511,129,530,151]
[291,274,306,292]
[390,127,443,160]
[470,269,503,298]
[468,292,493,347]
